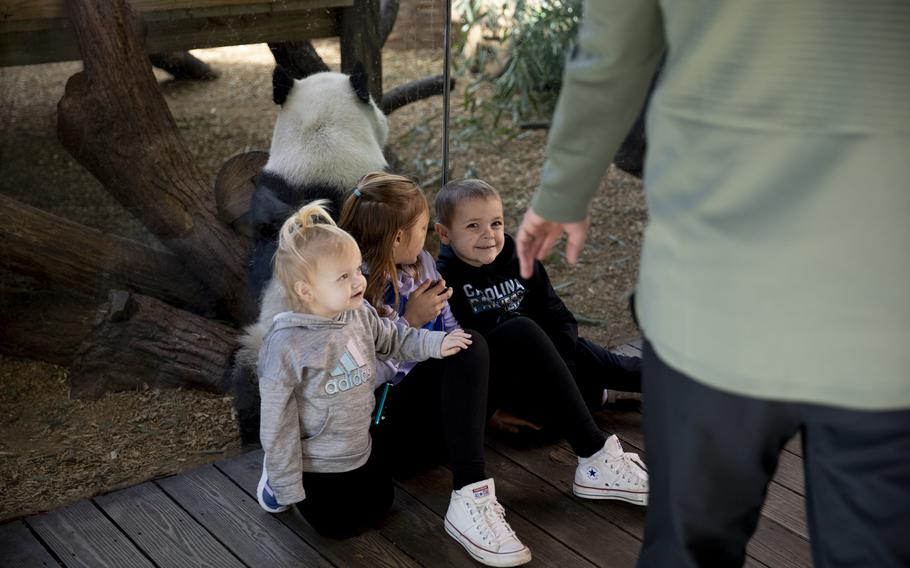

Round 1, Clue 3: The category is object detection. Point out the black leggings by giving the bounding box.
[487,317,606,459]
[572,337,643,411]
[370,330,490,490]
[296,449,393,539]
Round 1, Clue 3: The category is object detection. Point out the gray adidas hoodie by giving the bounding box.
[258,302,446,505]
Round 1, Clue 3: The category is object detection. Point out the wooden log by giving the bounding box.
[70,290,237,400]
[0,290,97,365]
[56,0,251,321]
[340,0,383,104]
[149,50,218,81]
[0,193,213,312]
[213,150,269,238]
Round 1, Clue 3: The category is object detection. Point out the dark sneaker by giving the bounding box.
[257,455,290,513]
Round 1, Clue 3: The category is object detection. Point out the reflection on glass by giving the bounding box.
[0,0,447,522]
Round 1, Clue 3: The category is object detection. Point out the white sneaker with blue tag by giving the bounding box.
[444,478,531,567]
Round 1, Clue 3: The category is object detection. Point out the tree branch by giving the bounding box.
[0,193,213,312]
[57,0,251,321]
[267,40,330,79]
[382,74,454,115]
[379,0,400,47]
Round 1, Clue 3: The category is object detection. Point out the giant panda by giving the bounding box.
[233,64,389,444]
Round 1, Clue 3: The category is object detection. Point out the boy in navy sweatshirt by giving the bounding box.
[435,179,642,421]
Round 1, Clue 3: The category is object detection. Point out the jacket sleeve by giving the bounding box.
[258,341,307,505]
[531,0,665,221]
[367,304,446,362]
[529,260,579,365]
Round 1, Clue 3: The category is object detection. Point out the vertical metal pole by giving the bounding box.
[441,0,452,186]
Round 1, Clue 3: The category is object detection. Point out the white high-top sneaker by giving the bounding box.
[444,478,532,567]
[573,435,648,505]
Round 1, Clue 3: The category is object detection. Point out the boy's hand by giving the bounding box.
[404,279,454,327]
[441,329,472,356]
[488,409,542,434]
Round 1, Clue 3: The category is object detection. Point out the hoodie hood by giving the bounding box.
[269,308,357,333]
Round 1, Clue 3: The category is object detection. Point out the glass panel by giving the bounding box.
[0,0,447,521]
[446,0,647,348]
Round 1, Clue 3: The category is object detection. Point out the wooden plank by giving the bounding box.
[396,464,598,568]
[144,8,338,53]
[487,433,646,540]
[156,465,332,568]
[379,489,484,568]
[27,500,155,568]
[612,340,642,358]
[216,450,421,568]
[489,432,811,568]
[94,483,245,568]
[0,8,339,67]
[773,448,805,495]
[486,434,647,536]
[0,520,60,567]
[785,435,803,457]
[0,0,349,22]
[593,410,812,564]
[484,446,643,567]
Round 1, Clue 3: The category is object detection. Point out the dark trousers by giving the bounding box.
[296,449,393,539]
[638,341,910,568]
[573,337,643,412]
[487,317,606,458]
[370,331,490,490]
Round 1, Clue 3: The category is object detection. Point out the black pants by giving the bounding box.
[572,337,643,412]
[487,317,606,458]
[638,340,910,568]
[370,331,490,490]
[296,449,393,539]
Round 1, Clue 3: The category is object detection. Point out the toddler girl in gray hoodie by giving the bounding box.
[255,200,471,538]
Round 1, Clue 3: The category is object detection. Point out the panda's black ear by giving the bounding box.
[349,62,371,104]
[273,65,295,106]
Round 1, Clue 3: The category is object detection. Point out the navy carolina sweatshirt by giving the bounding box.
[437,234,579,367]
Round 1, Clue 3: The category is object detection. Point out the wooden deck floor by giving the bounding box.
[0,343,812,567]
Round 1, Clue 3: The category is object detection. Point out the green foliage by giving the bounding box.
[454,0,582,128]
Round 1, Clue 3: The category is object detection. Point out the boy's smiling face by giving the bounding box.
[436,196,506,267]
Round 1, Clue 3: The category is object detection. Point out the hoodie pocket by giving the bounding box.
[301,407,331,441]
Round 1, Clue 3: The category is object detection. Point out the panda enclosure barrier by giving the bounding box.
[0,0,451,398]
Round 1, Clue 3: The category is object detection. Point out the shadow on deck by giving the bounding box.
[0,342,812,567]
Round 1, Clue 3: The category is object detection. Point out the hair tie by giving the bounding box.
[353,188,362,198]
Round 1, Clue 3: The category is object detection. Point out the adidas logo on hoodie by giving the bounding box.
[325,340,371,395]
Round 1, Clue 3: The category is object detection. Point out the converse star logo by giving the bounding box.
[586,467,600,481]
[472,485,490,499]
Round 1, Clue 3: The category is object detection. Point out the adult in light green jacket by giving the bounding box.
[516,1,910,565]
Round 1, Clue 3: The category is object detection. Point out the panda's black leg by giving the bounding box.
[231,362,262,447]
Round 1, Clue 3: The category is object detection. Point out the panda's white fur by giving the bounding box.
[235,70,388,368]
[266,71,388,191]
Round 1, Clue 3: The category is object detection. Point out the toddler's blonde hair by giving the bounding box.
[275,200,360,312]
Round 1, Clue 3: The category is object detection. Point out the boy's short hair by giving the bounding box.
[436,179,501,227]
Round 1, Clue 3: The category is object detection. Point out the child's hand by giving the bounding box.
[488,409,543,434]
[404,279,454,327]
[441,329,472,356]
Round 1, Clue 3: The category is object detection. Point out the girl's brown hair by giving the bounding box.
[275,200,360,312]
[339,172,428,314]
